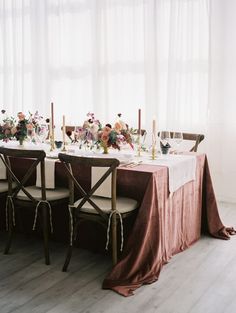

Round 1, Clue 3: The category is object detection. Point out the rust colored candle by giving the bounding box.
[138,109,141,135]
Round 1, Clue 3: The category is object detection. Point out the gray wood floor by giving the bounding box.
[0,202,235,313]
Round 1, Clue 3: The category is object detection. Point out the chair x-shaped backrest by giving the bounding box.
[158,132,205,152]
[58,153,120,220]
[0,147,47,203]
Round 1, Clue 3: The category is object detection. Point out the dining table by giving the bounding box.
[0,144,235,297]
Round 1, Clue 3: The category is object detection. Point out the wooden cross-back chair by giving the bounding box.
[0,156,12,229]
[58,153,138,271]
[174,132,204,152]
[158,132,204,152]
[0,147,69,265]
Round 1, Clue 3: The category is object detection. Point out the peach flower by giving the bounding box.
[17,112,25,121]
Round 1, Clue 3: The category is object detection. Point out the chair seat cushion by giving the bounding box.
[74,196,138,214]
[16,186,69,201]
[0,181,9,193]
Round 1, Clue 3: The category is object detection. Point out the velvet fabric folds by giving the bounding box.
[102,154,235,296]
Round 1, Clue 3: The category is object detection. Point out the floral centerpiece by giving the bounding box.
[0,110,15,142]
[68,112,133,153]
[14,111,42,144]
[3,111,44,145]
[98,114,133,153]
[71,112,102,148]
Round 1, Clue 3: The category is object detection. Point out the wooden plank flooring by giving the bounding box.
[0,202,236,313]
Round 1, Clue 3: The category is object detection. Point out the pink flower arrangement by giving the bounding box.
[98,114,133,150]
[0,110,44,143]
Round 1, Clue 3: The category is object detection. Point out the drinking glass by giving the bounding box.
[35,124,48,144]
[159,131,171,154]
[27,128,36,144]
[173,132,183,151]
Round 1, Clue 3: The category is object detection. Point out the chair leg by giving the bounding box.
[62,211,76,272]
[62,246,73,272]
[111,213,117,265]
[41,204,50,265]
[4,200,14,255]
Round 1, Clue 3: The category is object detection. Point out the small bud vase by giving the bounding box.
[103,145,108,154]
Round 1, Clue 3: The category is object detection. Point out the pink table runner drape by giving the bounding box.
[102,154,235,296]
[5,153,234,297]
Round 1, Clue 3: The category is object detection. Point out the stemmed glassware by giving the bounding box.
[158,131,171,154]
[173,131,183,152]
[35,124,49,144]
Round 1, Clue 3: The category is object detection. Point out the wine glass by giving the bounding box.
[173,132,183,152]
[159,131,171,154]
[35,124,49,144]
[27,128,36,144]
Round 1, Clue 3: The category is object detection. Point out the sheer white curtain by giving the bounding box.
[0,0,209,133]
[207,0,236,202]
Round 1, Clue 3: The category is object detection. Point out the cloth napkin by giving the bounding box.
[143,154,196,193]
[36,158,56,189]
[91,167,111,198]
[0,157,6,180]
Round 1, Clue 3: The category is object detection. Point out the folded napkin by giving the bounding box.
[36,158,56,189]
[91,167,111,198]
[0,157,6,180]
[143,154,196,193]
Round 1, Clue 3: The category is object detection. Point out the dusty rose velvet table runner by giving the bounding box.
[102,154,234,296]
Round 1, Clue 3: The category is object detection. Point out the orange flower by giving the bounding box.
[26,123,34,130]
[17,112,25,121]
[11,127,17,135]
[101,133,109,143]
[114,122,122,132]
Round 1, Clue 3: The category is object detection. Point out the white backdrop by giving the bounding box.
[207,0,236,202]
[0,0,209,131]
[0,0,235,202]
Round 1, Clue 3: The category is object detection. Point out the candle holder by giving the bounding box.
[50,134,55,151]
[61,141,67,152]
[137,134,141,157]
[151,145,157,160]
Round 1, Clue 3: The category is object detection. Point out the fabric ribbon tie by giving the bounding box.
[32,200,53,233]
[105,209,124,252]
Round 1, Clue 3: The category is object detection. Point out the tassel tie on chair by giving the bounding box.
[106,210,124,252]
[32,200,53,233]
[5,196,16,230]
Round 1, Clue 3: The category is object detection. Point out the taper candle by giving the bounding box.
[138,109,141,135]
[62,115,65,143]
[152,117,156,145]
[62,114,66,151]
[50,102,55,150]
[152,117,157,159]
[51,102,54,130]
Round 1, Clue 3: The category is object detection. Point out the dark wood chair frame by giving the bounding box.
[158,132,205,152]
[58,153,135,271]
[0,147,67,265]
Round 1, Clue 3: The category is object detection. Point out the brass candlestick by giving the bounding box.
[50,133,55,151]
[151,144,156,160]
[61,115,66,152]
[151,132,157,160]
[61,141,67,152]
